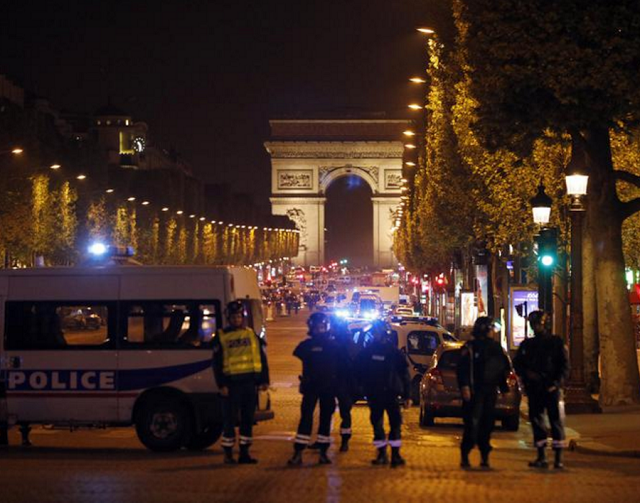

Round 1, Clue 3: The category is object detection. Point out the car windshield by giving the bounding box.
[437,349,461,370]
[359,299,377,311]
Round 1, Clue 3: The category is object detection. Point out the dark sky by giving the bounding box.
[0,0,451,204]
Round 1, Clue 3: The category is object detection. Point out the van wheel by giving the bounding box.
[420,405,435,427]
[502,415,520,432]
[136,398,192,452]
[185,423,223,451]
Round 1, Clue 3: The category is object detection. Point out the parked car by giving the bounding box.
[418,342,521,431]
[390,319,458,404]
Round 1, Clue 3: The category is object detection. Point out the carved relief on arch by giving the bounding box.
[286,208,308,242]
[318,165,379,193]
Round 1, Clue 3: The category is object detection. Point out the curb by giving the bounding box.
[568,439,640,459]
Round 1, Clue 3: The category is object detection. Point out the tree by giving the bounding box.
[455,0,640,405]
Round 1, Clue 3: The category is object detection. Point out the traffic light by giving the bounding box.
[537,228,557,269]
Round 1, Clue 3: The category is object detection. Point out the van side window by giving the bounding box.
[124,301,220,348]
[407,331,439,356]
[4,302,111,350]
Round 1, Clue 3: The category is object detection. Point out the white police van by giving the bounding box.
[0,266,272,451]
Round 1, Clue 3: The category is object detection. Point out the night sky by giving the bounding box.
[1,0,451,261]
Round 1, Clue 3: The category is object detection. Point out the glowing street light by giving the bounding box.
[76,174,87,180]
[403,130,416,137]
[11,148,23,154]
[127,197,136,202]
[142,201,150,206]
[105,188,114,194]
[404,143,417,149]
[409,77,426,84]
[417,27,435,35]
[50,164,61,170]
[405,161,416,167]
[408,104,423,110]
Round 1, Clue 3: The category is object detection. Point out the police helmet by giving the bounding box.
[528,310,548,329]
[307,312,330,334]
[369,319,393,340]
[472,316,495,338]
[226,300,245,318]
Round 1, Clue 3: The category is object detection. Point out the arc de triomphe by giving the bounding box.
[265,119,409,268]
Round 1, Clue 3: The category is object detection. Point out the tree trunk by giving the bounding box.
[583,209,600,393]
[580,127,640,406]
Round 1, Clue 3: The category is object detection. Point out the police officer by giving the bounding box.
[212,300,270,464]
[457,316,510,469]
[288,312,342,466]
[513,310,570,469]
[331,315,358,452]
[357,320,411,467]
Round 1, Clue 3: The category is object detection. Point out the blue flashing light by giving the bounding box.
[88,242,108,256]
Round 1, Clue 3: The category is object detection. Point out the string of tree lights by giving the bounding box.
[0,148,299,268]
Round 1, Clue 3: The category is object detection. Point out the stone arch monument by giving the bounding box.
[265,119,409,268]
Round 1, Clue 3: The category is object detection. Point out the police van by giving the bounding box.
[0,266,272,451]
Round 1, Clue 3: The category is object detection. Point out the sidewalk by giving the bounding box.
[566,404,640,458]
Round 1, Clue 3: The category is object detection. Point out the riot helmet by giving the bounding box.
[472,316,495,338]
[307,312,331,336]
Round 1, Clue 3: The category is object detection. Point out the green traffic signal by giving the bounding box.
[537,228,557,269]
[540,254,555,267]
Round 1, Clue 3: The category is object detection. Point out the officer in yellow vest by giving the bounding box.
[213,300,270,464]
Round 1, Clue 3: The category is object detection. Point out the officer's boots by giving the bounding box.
[553,448,564,470]
[223,447,236,464]
[480,451,490,469]
[238,444,258,464]
[371,446,389,465]
[460,449,471,469]
[528,446,549,468]
[287,444,304,466]
[0,423,8,447]
[339,434,350,452]
[318,443,332,464]
[19,423,31,447]
[390,447,406,468]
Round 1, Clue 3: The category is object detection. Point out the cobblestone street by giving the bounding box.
[2,311,640,503]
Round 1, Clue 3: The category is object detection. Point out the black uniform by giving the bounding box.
[212,326,270,450]
[457,337,510,458]
[332,324,358,445]
[513,333,570,450]
[357,339,411,451]
[292,336,343,449]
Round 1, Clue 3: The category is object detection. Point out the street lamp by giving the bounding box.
[530,184,552,225]
[564,167,600,413]
[0,147,23,155]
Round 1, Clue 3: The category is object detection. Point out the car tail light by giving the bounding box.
[428,369,444,386]
[507,371,518,388]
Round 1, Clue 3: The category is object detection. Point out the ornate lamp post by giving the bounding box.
[564,168,601,413]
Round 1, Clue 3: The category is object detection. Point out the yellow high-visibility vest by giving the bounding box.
[219,328,263,376]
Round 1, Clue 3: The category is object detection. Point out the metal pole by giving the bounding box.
[565,201,601,413]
